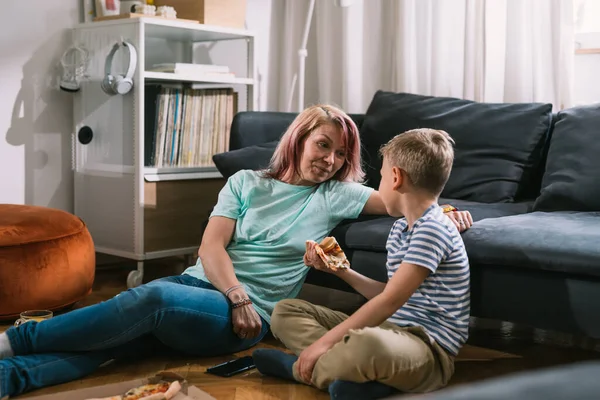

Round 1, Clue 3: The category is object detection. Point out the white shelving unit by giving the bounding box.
[72,17,255,287]
[144,71,254,85]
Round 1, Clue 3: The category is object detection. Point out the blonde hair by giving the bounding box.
[380,128,455,197]
[266,104,365,183]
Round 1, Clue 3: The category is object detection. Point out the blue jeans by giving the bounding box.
[0,274,269,397]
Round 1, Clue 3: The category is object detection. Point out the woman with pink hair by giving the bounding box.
[0,105,471,398]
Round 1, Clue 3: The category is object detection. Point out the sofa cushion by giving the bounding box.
[534,104,600,212]
[332,200,532,253]
[462,211,600,277]
[360,91,553,202]
[213,141,278,179]
[438,198,533,221]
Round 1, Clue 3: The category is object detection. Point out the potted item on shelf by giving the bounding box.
[156,5,177,18]
[133,3,157,15]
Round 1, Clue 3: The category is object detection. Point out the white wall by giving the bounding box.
[0,1,80,210]
[0,0,274,212]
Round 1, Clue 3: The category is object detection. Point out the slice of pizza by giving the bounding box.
[313,236,350,272]
[122,380,182,400]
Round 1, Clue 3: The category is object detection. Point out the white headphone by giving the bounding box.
[101,40,137,95]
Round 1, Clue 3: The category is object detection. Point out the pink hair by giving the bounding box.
[265,104,365,183]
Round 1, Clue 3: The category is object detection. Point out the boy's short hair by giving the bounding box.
[379,128,455,197]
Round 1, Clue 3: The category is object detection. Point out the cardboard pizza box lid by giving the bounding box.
[24,371,215,400]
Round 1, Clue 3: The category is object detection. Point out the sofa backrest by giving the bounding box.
[229,111,296,150]
[225,94,557,204]
[524,111,558,201]
[229,111,366,151]
[533,104,600,212]
[218,111,366,180]
[359,91,554,203]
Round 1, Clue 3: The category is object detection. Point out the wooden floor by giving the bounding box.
[2,257,599,399]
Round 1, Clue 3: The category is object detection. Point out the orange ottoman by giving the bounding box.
[0,204,95,321]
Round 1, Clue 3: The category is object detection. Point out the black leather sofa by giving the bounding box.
[212,91,600,340]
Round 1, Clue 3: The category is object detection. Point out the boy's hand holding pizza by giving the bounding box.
[304,237,350,274]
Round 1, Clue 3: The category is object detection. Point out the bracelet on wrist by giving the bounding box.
[231,298,252,309]
[224,284,243,298]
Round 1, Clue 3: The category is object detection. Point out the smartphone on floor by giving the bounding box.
[206,355,256,377]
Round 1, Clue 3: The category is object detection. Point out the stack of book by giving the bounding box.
[145,84,237,168]
[149,63,236,80]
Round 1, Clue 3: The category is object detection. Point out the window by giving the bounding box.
[574,0,600,33]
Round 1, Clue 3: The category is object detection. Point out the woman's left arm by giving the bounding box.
[360,191,388,215]
[361,191,474,232]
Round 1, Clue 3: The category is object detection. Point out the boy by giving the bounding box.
[252,128,470,399]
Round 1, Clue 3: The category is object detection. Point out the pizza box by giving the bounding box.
[23,371,215,400]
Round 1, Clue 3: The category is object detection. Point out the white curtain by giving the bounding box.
[267,0,399,113]
[492,0,574,109]
[268,0,574,113]
[393,0,486,101]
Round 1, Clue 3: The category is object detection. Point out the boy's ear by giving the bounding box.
[391,166,403,190]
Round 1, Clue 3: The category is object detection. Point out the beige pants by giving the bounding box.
[270,299,455,393]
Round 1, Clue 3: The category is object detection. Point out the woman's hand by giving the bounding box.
[229,290,262,339]
[445,210,474,232]
[304,240,334,274]
[296,339,332,383]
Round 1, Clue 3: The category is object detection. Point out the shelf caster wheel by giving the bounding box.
[127,269,143,288]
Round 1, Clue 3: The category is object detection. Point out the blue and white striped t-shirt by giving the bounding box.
[386,204,470,356]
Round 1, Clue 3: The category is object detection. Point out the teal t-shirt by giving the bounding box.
[183,169,374,323]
